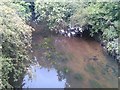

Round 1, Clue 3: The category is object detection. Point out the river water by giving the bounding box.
[21,23,118,88]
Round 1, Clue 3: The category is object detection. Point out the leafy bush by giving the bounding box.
[0,0,34,88]
[0,57,13,88]
[1,0,32,21]
[85,2,119,38]
[35,1,119,38]
[35,0,77,30]
[82,2,119,61]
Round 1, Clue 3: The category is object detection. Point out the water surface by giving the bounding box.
[22,65,67,88]
[21,23,118,88]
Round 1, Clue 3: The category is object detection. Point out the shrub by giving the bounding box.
[0,0,34,88]
[35,0,77,30]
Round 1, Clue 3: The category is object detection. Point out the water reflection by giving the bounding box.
[22,65,69,88]
[22,31,118,88]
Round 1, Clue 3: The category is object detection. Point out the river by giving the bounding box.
[21,22,118,88]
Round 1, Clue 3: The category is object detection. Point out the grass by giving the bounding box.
[74,73,83,81]
[89,80,102,88]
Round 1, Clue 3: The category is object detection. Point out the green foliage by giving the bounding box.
[0,0,33,88]
[0,57,13,88]
[35,1,119,39]
[1,0,32,21]
[70,2,119,38]
[0,57,3,89]
[70,2,90,26]
[35,1,77,30]
[12,0,32,21]
[82,2,119,57]
[85,2,119,38]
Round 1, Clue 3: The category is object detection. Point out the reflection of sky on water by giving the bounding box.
[22,65,67,88]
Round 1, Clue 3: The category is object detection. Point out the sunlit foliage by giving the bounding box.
[35,1,77,30]
[0,0,34,88]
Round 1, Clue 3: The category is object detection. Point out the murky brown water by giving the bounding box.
[53,36,118,88]
[22,23,118,88]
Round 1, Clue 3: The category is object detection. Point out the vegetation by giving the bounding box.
[0,0,119,89]
[81,2,119,60]
[35,1,76,30]
[0,0,33,88]
[35,1,119,36]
